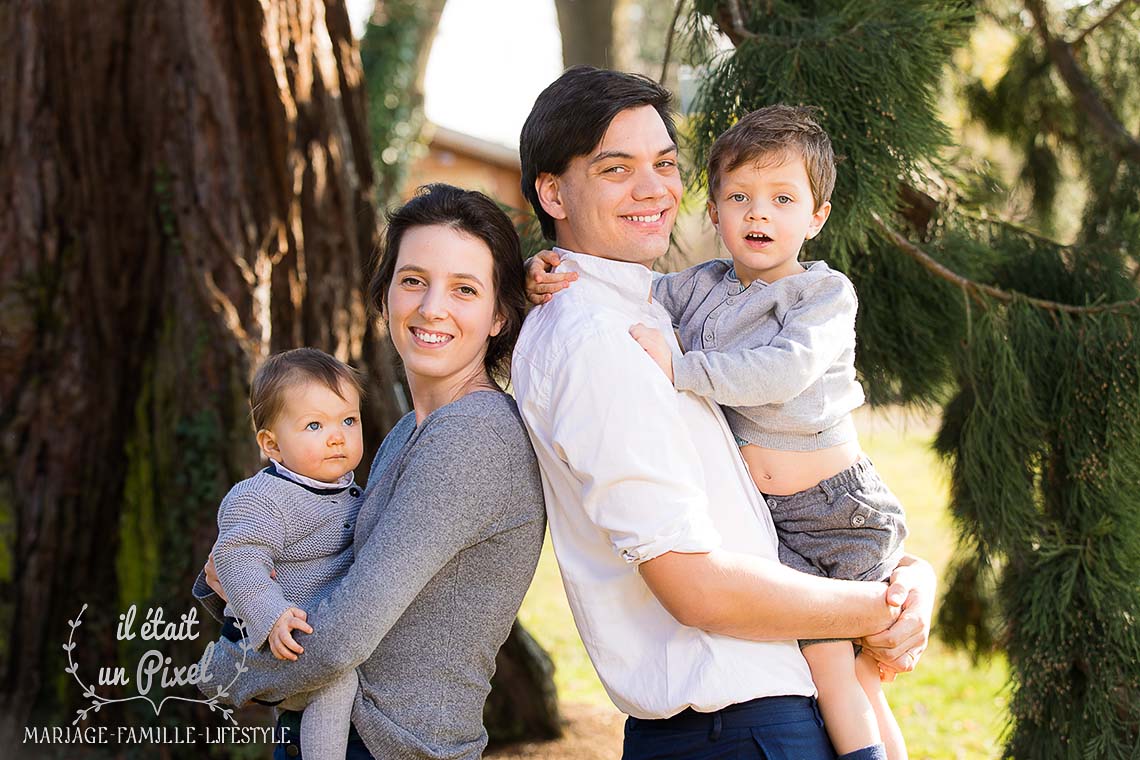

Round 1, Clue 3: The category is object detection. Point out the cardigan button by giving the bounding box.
[350,487,361,497]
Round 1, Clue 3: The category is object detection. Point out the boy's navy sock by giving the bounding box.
[837,745,888,760]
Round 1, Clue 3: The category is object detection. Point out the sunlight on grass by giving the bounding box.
[517,406,1009,759]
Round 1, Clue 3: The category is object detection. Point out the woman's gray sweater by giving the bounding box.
[198,390,546,759]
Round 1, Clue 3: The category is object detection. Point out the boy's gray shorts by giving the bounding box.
[762,457,907,649]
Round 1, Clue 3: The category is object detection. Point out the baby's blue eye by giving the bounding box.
[343,417,357,427]
[776,195,793,204]
[306,421,321,431]
[729,193,748,203]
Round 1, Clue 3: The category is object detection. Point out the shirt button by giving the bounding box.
[726,297,735,305]
[705,333,714,341]
[350,487,361,497]
[852,514,866,527]
[766,499,778,510]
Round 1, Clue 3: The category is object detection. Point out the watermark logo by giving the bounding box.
[63,603,250,725]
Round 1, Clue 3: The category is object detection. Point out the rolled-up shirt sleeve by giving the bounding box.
[546,328,722,564]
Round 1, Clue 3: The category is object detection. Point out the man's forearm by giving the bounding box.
[639,549,895,640]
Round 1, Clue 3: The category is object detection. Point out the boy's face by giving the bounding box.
[257,381,363,483]
[707,153,831,286]
[536,105,682,267]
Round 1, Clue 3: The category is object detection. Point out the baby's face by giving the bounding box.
[260,381,363,482]
[708,154,831,286]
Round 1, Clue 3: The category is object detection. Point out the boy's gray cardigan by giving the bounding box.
[653,259,866,451]
[199,469,363,649]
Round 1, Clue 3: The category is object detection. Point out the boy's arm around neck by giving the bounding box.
[672,273,856,406]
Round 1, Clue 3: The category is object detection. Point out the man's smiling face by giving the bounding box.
[537,105,682,267]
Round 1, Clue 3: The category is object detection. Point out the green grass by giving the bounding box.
[517,406,1009,759]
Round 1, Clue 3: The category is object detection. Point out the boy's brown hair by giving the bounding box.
[706,105,836,211]
[249,348,364,431]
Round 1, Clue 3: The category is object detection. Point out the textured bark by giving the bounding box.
[555,0,618,69]
[0,0,404,743]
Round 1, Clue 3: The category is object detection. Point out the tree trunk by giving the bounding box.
[364,0,449,204]
[0,0,404,744]
[555,0,618,69]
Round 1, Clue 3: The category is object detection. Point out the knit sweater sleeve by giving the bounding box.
[191,570,226,623]
[672,273,857,406]
[211,487,294,650]
[211,413,517,705]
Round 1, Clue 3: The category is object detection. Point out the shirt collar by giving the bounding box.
[725,258,830,286]
[552,247,656,305]
[271,459,355,491]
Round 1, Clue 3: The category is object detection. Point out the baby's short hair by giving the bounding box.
[707,105,836,211]
[249,348,364,431]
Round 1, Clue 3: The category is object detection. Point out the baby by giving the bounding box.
[195,347,366,758]
[528,105,908,760]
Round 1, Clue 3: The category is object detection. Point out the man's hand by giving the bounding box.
[203,553,276,603]
[525,249,578,305]
[861,554,936,681]
[629,324,675,383]
[268,607,313,661]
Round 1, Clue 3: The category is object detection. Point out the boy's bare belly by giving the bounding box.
[740,441,862,496]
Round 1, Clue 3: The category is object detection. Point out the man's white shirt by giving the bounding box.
[511,250,815,720]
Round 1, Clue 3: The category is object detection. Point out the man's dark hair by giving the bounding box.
[369,183,527,386]
[519,65,677,241]
[250,348,363,431]
[707,105,837,211]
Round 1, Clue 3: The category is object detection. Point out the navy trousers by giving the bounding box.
[622,695,837,760]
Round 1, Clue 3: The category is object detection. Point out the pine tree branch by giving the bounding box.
[872,213,1140,315]
[660,0,687,84]
[721,0,758,41]
[1069,0,1134,49]
[1024,0,1140,165]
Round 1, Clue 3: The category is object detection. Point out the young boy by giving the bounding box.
[196,347,366,759]
[526,105,908,760]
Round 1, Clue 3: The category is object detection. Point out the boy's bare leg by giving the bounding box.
[856,650,908,760]
[803,640,882,754]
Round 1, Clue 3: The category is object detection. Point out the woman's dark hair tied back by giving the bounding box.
[369,183,528,386]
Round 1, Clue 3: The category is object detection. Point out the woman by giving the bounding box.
[198,183,546,759]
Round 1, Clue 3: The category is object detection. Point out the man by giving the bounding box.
[511,65,934,759]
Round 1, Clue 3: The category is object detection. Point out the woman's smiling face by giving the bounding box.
[386,224,504,392]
